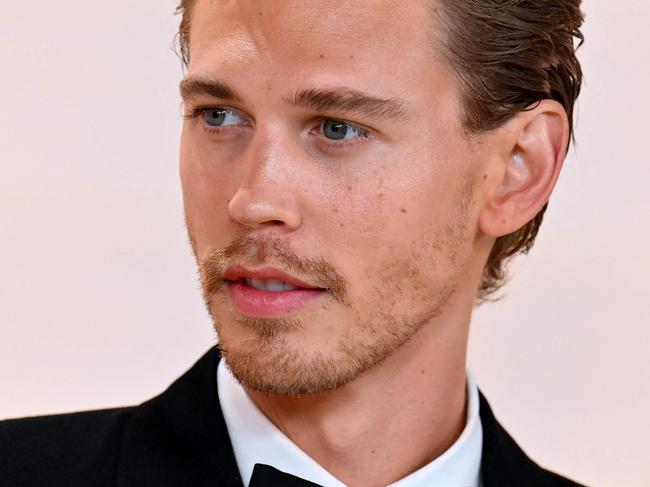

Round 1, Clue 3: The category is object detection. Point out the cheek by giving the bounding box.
[180,133,235,258]
[319,160,474,307]
[320,166,449,255]
[320,159,408,237]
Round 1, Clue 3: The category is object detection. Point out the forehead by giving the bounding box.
[187,0,438,84]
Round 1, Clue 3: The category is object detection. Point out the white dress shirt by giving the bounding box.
[218,360,482,487]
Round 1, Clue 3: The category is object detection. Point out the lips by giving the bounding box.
[223,266,325,318]
[243,278,298,292]
[223,266,319,289]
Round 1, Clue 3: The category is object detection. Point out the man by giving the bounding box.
[0,0,586,486]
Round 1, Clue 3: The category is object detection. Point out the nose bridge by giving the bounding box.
[244,128,290,187]
[228,126,302,230]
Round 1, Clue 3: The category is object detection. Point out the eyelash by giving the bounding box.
[183,105,374,149]
[183,105,250,137]
[311,117,373,148]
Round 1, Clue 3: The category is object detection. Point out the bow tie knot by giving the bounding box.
[249,463,325,487]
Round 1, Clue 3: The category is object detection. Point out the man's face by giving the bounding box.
[180,0,487,395]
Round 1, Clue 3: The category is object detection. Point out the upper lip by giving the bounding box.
[223,265,321,290]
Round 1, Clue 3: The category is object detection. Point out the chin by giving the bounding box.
[213,313,347,395]
[221,343,355,396]
[215,312,427,397]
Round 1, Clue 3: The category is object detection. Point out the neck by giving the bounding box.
[246,288,474,487]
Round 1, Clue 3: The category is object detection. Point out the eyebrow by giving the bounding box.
[179,76,410,121]
[179,77,243,103]
[284,88,410,121]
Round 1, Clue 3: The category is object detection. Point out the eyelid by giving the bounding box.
[183,104,252,126]
[311,117,374,146]
[313,115,373,132]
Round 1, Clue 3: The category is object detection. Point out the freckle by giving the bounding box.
[420,369,426,374]
[371,449,376,454]
[339,223,344,228]
[334,208,339,214]
[379,192,384,199]
[401,208,408,214]
[347,185,352,190]
[483,173,488,180]
[319,54,325,59]
[258,10,263,16]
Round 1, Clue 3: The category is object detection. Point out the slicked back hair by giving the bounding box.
[174,0,584,300]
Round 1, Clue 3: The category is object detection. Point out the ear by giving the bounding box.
[478,100,570,238]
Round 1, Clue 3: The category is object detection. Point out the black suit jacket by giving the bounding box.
[0,348,585,486]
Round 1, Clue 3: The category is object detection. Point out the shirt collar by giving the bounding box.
[217,360,482,487]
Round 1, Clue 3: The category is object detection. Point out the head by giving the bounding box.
[177,0,583,395]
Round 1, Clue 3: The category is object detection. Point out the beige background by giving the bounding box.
[1,1,648,486]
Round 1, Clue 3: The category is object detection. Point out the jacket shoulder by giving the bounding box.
[0,348,233,487]
[535,468,585,487]
[478,391,587,487]
[0,407,133,487]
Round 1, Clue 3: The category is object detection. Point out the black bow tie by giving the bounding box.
[249,464,325,486]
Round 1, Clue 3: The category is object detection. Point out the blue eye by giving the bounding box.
[322,119,369,141]
[203,108,243,127]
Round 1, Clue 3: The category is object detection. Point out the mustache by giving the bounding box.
[199,235,349,304]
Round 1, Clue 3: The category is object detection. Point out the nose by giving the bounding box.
[228,131,303,232]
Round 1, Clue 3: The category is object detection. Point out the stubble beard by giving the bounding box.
[215,284,457,396]
[197,234,463,397]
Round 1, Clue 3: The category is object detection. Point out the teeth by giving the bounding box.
[244,278,298,292]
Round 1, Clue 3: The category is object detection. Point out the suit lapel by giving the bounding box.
[116,347,242,487]
[478,390,558,487]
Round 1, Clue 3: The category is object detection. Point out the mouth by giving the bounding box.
[223,266,326,318]
[240,277,302,292]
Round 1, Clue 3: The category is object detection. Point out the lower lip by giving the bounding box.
[227,281,324,318]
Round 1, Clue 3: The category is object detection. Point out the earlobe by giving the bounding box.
[479,100,570,238]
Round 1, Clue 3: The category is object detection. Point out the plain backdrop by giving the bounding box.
[1,2,649,486]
